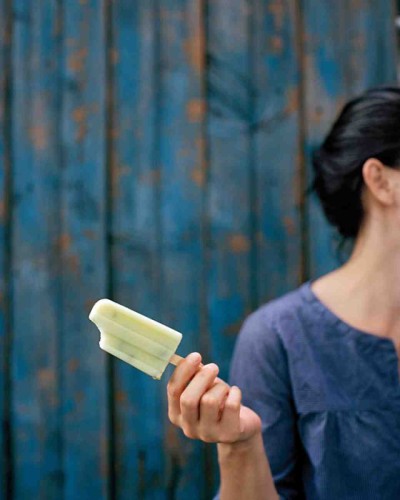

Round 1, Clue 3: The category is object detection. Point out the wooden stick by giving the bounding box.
[169,353,184,366]
[169,353,205,370]
[170,356,231,392]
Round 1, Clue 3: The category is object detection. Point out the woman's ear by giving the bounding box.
[362,158,395,206]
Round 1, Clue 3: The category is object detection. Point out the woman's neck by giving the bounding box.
[312,218,400,340]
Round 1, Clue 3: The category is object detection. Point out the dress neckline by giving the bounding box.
[300,279,400,383]
[300,279,398,346]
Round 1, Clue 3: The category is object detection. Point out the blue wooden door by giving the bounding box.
[0,1,398,499]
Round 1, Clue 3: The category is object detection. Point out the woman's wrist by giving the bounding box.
[217,431,264,461]
[217,431,279,500]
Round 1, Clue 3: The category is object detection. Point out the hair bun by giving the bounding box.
[311,86,400,239]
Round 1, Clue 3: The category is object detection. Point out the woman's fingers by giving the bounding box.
[180,364,220,428]
[198,381,230,430]
[167,356,262,445]
[212,376,230,390]
[167,355,251,444]
[167,353,202,424]
[219,385,242,436]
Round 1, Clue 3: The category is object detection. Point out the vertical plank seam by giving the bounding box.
[153,9,166,495]
[397,0,400,81]
[248,0,259,310]
[156,2,181,496]
[59,0,68,493]
[154,0,163,348]
[153,2,171,491]
[3,0,14,497]
[104,0,115,497]
[55,0,65,497]
[396,0,400,69]
[343,1,353,97]
[293,0,310,283]
[388,0,399,80]
[199,0,211,375]
[199,3,213,497]
[154,0,163,352]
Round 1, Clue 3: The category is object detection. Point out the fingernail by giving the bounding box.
[188,352,201,364]
[205,363,219,372]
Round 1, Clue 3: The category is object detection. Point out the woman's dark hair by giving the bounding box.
[311,86,400,240]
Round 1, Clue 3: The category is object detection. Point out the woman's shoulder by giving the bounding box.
[244,282,309,333]
[229,284,312,399]
[238,282,310,352]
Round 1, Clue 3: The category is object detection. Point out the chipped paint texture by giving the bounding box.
[0,1,397,499]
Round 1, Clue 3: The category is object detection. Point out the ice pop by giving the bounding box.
[89,298,184,379]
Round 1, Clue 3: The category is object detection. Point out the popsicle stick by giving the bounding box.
[169,353,220,381]
[169,353,184,366]
[169,353,207,371]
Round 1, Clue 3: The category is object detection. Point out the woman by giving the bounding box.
[167,87,400,499]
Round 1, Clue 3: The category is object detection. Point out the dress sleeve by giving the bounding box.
[213,307,305,500]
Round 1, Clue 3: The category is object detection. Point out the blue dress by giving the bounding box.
[213,281,400,499]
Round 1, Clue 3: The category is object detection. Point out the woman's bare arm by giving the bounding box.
[218,432,279,500]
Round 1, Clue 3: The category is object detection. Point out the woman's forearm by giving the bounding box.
[217,432,279,500]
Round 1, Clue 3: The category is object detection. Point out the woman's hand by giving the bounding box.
[167,352,262,444]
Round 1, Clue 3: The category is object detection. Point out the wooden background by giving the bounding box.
[0,1,398,499]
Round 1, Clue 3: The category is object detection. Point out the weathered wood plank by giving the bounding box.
[207,0,253,379]
[372,0,398,83]
[206,1,253,493]
[252,0,303,301]
[302,1,350,278]
[345,0,397,93]
[11,1,62,498]
[158,0,208,497]
[109,1,165,499]
[303,0,399,278]
[60,1,109,498]
[0,0,11,496]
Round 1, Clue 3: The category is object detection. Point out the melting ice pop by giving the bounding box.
[89,298,184,380]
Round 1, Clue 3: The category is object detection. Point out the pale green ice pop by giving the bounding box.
[89,299,184,379]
